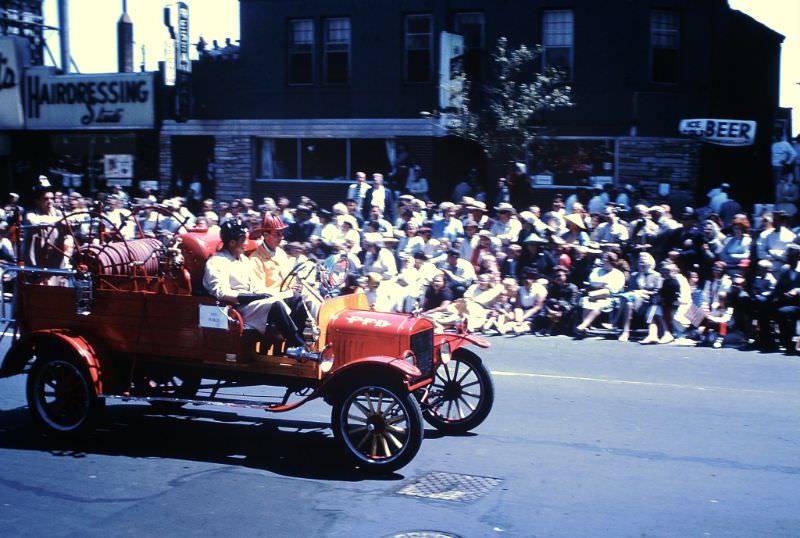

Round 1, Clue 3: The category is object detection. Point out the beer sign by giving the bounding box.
[678,118,756,147]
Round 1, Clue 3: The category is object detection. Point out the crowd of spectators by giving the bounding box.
[4,172,800,355]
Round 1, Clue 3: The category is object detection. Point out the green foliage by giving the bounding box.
[436,37,574,163]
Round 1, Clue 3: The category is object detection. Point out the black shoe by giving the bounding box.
[573,329,586,340]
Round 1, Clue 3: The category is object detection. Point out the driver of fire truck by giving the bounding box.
[250,212,320,324]
[202,218,306,353]
[24,176,71,282]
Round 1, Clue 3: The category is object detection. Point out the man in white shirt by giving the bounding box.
[772,134,797,183]
[436,248,477,298]
[490,203,522,245]
[346,171,370,213]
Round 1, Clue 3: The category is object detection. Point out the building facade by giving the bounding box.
[160,0,784,206]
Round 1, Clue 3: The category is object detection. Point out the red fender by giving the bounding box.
[328,355,421,379]
[2,330,103,394]
[319,355,421,403]
[434,331,490,352]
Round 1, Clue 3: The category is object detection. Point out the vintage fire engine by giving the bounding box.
[0,207,494,473]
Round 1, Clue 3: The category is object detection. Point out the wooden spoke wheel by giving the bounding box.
[26,353,104,437]
[332,384,423,473]
[421,348,494,435]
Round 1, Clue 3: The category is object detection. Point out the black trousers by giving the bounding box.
[266,298,306,348]
[776,305,800,351]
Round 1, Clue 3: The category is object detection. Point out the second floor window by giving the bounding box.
[405,14,432,83]
[325,18,351,84]
[455,12,485,82]
[651,10,680,83]
[542,10,574,80]
[289,19,314,84]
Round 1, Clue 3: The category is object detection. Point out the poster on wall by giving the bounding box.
[104,154,134,178]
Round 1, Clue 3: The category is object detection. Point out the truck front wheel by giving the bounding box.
[332,384,423,474]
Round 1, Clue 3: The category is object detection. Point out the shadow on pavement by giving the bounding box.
[0,404,410,482]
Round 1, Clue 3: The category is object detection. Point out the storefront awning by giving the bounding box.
[161,118,449,138]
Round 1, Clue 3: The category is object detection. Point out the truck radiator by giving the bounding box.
[409,329,434,376]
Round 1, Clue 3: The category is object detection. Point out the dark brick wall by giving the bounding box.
[617,137,701,198]
[214,135,254,201]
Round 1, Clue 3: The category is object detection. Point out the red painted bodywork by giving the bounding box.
[2,229,487,409]
[325,309,434,372]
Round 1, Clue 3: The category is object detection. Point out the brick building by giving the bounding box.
[160,0,785,207]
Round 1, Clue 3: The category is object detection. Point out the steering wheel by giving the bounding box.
[279,256,352,301]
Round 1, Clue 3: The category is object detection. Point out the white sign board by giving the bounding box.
[678,118,756,147]
[104,154,134,178]
[0,36,27,129]
[199,304,230,330]
[24,68,155,130]
[439,32,464,110]
[176,2,191,74]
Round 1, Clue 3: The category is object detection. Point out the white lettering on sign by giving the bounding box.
[678,119,756,147]
[345,315,391,328]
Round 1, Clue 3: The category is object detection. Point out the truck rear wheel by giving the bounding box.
[26,353,104,437]
[332,384,423,474]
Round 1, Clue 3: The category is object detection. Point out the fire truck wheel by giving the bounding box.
[421,348,494,435]
[26,353,104,438]
[332,384,423,474]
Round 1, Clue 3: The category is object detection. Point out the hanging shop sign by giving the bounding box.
[24,68,155,130]
[0,36,29,129]
[678,118,756,147]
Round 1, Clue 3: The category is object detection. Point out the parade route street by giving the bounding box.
[0,335,798,537]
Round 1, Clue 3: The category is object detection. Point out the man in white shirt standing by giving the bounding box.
[346,171,370,214]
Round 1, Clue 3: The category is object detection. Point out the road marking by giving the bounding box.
[492,370,780,394]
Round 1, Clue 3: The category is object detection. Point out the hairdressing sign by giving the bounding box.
[24,68,155,129]
[679,119,756,147]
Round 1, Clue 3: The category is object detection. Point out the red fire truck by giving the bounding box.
[0,207,493,473]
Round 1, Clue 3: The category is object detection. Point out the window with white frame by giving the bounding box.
[405,14,433,83]
[542,10,574,80]
[288,19,314,85]
[324,18,351,84]
[650,10,680,83]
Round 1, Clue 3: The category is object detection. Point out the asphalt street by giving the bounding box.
[0,335,798,538]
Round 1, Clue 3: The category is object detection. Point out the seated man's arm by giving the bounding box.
[203,256,242,304]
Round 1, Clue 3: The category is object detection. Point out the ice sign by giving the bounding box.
[678,119,756,147]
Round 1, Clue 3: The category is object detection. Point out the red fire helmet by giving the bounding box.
[260,213,289,231]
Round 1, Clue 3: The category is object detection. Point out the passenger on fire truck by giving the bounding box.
[202,218,306,353]
[250,212,320,323]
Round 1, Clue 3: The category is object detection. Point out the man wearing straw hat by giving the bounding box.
[490,202,522,245]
